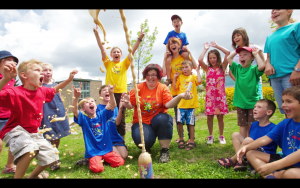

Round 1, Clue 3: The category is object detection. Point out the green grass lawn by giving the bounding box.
[0,107,285,179]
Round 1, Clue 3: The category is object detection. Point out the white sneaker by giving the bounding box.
[219,135,226,144]
[206,135,214,144]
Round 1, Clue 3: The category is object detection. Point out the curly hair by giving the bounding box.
[142,64,163,81]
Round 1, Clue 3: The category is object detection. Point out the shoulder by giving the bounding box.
[249,44,262,51]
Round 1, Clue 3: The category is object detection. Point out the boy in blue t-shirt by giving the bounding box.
[218,99,277,172]
[163,14,190,86]
[71,82,125,173]
[237,86,300,179]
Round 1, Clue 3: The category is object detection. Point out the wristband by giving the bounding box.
[138,38,142,42]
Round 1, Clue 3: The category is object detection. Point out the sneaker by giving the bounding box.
[206,135,214,144]
[159,149,170,163]
[219,135,226,144]
[2,165,16,174]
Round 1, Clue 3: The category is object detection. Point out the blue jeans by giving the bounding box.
[131,113,173,150]
[270,73,293,114]
[0,119,8,133]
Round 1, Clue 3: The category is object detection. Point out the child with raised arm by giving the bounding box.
[163,15,190,86]
[227,46,265,138]
[0,59,78,179]
[72,82,125,173]
[237,86,300,179]
[198,41,230,145]
[40,63,71,171]
[93,25,145,141]
[173,60,201,151]
[218,99,277,172]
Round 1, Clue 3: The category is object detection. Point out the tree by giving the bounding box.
[129,19,158,83]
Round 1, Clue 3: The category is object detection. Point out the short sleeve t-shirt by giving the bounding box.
[264,22,300,79]
[175,74,200,109]
[0,73,15,119]
[229,61,264,109]
[130,82,173,125]
[267,119,300,166]
[74,109,113,158]
[103,55,131,93]
[163,30,189,49]
[170,55,185,96]
[249,121,277,154]
[0,86,56,139]
[96,104,123,143]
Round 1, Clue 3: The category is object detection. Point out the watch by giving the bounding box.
[294,68,300,72]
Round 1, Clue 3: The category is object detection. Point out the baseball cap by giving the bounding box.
[171,15,182,21]
[0,50,19,64]
[236,47,252,53]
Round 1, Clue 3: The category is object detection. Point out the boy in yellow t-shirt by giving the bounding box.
[93,25,145,140]
[173,60,201,151]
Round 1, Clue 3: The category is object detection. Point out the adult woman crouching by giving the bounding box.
[121,64,192,163]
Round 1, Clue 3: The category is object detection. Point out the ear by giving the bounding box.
[20,72,28,81]
[266,109,273,116]
[287,9,293,17]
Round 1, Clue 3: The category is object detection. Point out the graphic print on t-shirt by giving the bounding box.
[287,130,300,152]
[172,60,183,72]
[142,96,157,114]
[112,65,121,75]
[90,121,103,136]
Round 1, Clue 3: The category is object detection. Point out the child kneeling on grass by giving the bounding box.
[72,82,125,173]
[0,59,78,179]
[218,99,277,172]
[237,86,300,179]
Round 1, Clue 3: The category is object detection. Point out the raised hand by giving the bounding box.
[73,82,82,98]
[68,70,78,81]
[139,28,145,40]
[252,47,259,56]
[204,42,210,50]
[93,24,99,36]
[210,41,218,48]
[121,91,130,104]
[174,72,180,78]
[107,81,116,94]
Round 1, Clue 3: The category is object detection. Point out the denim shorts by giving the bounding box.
[177,108,195,126]
[0,119,8,132]
[112,140,127,150]
[270,73,293,114]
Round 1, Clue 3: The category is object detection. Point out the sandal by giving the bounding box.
[164,79,172,86]
[186,142,196,151]
[233,161,247,171]
[178,140,185,149]
[75,158,89,166]
[37,171,49,179]
[217,157,236,168]
[174,138,180,143]
[50,160,61,171]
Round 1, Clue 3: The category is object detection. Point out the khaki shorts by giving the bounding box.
[237,107,255,126]
[3,125,59,166]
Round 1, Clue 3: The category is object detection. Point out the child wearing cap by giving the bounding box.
[227,46,265,138]
[0,50,18,175]
[0,58,78,179]
[163,14,190,86]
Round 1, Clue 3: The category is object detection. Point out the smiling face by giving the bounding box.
[42,64,53,83]
[145,70,158,89]
[208,53,218,68]
[271,9,292,25]
[99,86,110,102]
[282,94,300,121]
[169,41,180,54]
[172,18,182,31]
[233,33,245,48]
[110,48,122,63]
[81,98,97,117]
[238,50,253,68]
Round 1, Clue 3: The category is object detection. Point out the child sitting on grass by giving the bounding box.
[72,82,125,173]
[237,86,300,179]
[217,99,277,172]
[0,59,78,179]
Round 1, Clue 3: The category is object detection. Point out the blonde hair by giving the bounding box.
[110,47,122,54]
[80,97,95,109]
[271,9,297,32]
[181,60,193,68]
[41,62,55,83]
[17,59,43,84]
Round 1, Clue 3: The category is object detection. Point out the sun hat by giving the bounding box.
[0,50,19,64]
[236,47,252,53]
[171,15,182,21]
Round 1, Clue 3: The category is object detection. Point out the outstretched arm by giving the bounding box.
[165,90,193,109]
[93,24,107,61]
[72,82,82,119]
[130,28,145,57]
[196,64,202,84]
[54,70,78,93]
[227,50,237,66]
[252,47,265,71]
[106,81,117,111]
[198,42,210,72]
[120,91,133,109]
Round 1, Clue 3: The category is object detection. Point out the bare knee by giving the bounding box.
[282,168,300,179]
[242,137,254,145]
[231,132,241,140]
[207,115,214,121]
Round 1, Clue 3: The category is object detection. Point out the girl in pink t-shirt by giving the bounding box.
[198,41,230,145]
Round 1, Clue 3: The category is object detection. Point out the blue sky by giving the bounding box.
[1,9,299,84]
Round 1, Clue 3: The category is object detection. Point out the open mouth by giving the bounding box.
[89,106,95,110]
[39,76,44,84]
